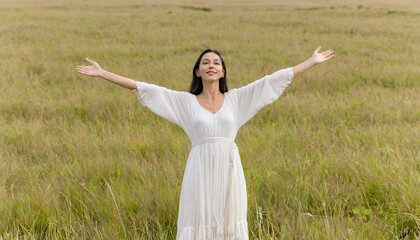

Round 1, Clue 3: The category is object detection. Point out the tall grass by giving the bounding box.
[0,1,419,239]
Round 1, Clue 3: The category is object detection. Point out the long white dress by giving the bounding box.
[132,67,294,240]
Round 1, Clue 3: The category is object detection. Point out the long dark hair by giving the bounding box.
[189,49,228,95]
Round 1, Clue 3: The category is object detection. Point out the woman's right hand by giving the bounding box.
[76,58,104,77]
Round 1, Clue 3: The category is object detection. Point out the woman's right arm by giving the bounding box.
[76,58,137,90]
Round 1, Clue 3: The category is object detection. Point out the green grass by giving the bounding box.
[0,1,419,239]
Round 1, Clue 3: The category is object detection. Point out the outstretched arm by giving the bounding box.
[292,46,334,78]
[75,58,137,90]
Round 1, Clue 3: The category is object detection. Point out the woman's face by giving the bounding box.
[195,52,225,83]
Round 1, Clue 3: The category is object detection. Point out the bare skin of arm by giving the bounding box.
[75,58,137,90]
[292,46,335,78]
[75,46,334,90]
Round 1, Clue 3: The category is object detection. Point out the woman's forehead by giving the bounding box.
[201,52,221,61]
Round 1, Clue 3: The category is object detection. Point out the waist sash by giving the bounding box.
[192,137,236,148]
[191,137,239,236]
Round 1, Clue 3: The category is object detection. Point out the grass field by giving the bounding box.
[1,0,419,239]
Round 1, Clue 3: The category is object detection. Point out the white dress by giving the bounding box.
[132,67,294,240]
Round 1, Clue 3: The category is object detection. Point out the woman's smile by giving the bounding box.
[196,52,225,81]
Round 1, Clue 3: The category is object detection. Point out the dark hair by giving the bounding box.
[189,49,228,95]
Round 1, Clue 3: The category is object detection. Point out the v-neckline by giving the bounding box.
[193,93,227,116]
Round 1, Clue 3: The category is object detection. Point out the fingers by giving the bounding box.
[76,68,87,75]
[76,70,89,76]
[85,57,96,65]
[325,54,335,61]
[75,57,99,76]
[322,50,334,58]
[75,66,87,71]
[75,66,89,75]
[321,52,335,63]
[314,45,321,53]
[75,65,94,75]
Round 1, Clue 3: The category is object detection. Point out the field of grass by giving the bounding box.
[1,0,419,239]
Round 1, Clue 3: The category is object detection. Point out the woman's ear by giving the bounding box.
[195,69,200,77]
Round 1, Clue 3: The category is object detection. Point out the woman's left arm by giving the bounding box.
[292,46,335,78]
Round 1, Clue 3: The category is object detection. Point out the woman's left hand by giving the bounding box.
[309,46,335,65]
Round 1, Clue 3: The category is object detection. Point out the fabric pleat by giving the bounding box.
[132,68,294,240]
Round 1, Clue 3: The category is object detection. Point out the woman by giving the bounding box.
[76,46,334,239]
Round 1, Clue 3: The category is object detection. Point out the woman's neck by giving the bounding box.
[200,82,222,99]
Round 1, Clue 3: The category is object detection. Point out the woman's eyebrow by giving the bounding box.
[202,58,220,61]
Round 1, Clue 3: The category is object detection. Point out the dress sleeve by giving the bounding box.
[233,67,294,128]
[132,81,188,129]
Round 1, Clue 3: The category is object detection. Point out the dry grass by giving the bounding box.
[0,0,419,239]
